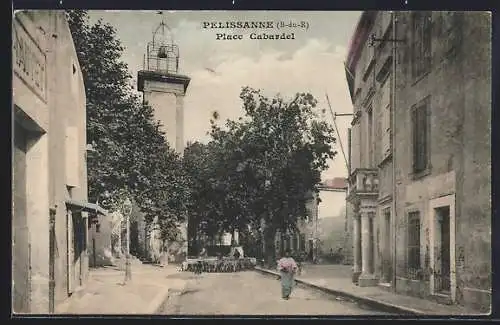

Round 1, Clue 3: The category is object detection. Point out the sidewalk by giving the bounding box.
[255,264,484,316]
[56,262,186,314]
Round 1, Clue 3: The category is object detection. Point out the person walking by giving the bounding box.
[194,247,207,275]
[277,250,298,300]
[293,250,303,276]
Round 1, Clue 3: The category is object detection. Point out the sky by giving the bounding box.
[88,10,361,180]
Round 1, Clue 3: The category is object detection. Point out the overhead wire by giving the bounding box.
[325,93,349,172]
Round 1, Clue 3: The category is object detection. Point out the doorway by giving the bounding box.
[12,122,31,313]
[67,210,86,294]
[435,206,451,294]
[368,214,375,274]
[429,194,456,301]
[308,239,314,261]
[381,208,393,284]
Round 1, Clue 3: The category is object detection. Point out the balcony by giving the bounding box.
[347,168,379,199]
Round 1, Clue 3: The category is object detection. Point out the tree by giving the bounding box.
[233,87,336,265]
[66,10,189,245]
[183,140,228,252]
[184,87,336,265]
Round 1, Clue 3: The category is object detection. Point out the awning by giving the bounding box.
[65,199,108,215]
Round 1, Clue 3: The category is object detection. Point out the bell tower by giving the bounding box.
[137,13,190,153]
[137,13,190,262]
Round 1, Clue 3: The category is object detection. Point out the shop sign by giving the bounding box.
[13,19,47,102]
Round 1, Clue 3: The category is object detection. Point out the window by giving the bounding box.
[407,211,421,273]
[411,12,432,79]
[411,97,430,174]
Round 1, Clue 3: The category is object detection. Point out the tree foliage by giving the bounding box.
[185,87,336,263]
[66,10,189,241]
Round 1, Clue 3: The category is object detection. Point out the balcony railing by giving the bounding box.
[348,168,379,196]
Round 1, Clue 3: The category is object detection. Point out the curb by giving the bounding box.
[254,267,422,315]
[150,276,189,314]
[146,267,184,314]
[148,286,172,314]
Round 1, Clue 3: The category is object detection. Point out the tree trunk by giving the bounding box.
[263,226,277,268]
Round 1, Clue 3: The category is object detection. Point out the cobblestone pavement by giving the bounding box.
[160,271,392,315]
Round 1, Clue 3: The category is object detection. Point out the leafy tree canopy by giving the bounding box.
[185,86,336,262]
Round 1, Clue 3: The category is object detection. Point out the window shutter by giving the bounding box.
[419,103,428,170]
[411,108,418,171]
[412,100,429,174]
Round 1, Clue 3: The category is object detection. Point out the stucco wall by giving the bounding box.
[88,214,115,267]
[13,11,51,313]
[144,90,177,148]
[46,11,88,306]
[12,10,87,312]
[392,12,491,310]
[453,13,491,311]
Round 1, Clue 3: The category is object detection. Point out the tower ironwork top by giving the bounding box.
[143,12,180,74]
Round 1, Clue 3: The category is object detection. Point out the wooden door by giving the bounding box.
[67,210,75,294]
[440,208,451,293]
[382,210,393,283]
[73,212,82,287]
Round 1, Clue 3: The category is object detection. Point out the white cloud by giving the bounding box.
[183,37,352,179]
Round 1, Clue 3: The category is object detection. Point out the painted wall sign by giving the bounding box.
[13,19,47,102]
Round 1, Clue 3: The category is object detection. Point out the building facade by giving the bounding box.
[12,11,105,313]
[345,11,491,311]
[275,190,319,261]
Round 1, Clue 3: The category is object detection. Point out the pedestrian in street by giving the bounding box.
[277,250,298,300]
[294,251,303,276]
[199,246,208,258]
[233,247,241,259]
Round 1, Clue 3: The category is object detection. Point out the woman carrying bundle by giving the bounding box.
[277,250,298,300]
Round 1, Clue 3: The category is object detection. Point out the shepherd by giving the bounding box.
[277,250,298,300]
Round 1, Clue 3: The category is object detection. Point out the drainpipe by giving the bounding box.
[391,11,398,292]
[347,128,352,263]
[49,207,56,313]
